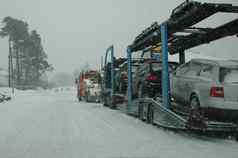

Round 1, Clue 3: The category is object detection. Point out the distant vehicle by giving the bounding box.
[133,60,178,98]
[76,70,102,103]
[84,79,101,102]
[171,59,238,122]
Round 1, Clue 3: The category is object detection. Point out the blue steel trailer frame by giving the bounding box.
[161,23,171,109]
[127,23,171,112]
[126,47,133,111]
[104,45,115,102]
[121,1,238,140]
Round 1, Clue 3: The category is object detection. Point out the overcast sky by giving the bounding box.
[0,0,238,74]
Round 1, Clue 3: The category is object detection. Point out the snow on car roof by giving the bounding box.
[191,58,238,67]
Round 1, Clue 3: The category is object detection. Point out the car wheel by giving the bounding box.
[190,95,200,111]
[187,95,206,128]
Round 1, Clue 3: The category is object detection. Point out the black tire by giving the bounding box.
[138,84,147,99]
[110,97,117,109]
[235,132,238,142]
[138,103,144,120]
[110,101,117,109]
[103,94,107,106]
[190,95,200,111]
[138,84,143,99]
[86,95,89,102]
[187,95,206,129]
[78,97,82,102]
[103,96,109,107]
[147,104,154,124]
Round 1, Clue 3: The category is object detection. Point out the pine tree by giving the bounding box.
[0,16,53,89]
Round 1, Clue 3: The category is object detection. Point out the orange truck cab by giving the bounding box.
[76,70,101,102]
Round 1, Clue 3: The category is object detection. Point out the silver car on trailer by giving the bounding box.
[171,59,238,122]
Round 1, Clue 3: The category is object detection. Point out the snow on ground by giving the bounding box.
[0,87,237,158]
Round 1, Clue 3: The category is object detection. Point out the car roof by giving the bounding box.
[190,58,238,67]
[143,60,178,64]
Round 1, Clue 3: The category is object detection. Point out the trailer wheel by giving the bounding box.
[147,104,154,124]
[103,95,107,106]
[138,84,148,99]
[103,96,109,107]
[138,102,144,121]
[86,94,90,102]
[235,132,238,142]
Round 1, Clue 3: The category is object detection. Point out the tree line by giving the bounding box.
[0,16,53,89]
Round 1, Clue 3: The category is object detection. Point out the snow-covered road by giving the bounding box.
[0,88,237,158]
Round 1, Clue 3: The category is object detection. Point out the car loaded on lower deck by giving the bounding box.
[133,59,178,98]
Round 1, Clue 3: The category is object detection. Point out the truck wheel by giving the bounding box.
[78,97,82,102]
[86,95,89,102]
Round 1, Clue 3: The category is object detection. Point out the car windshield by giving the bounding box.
[220,67,238,83]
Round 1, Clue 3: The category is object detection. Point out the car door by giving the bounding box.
[197,64,215,106]
[171,62,190,102]
[181,62,203,104]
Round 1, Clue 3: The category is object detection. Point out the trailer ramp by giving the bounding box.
[139,98,238,139]
[140,98,187,130]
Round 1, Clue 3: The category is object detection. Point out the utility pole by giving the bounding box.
[100,56,103,72]
[11,55,14,94]
[16,46,20,86]
[8,37,11,88]
[8,38,14,94]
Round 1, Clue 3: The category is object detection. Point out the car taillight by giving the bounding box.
[210,87,224,98]
[146,74,158,81]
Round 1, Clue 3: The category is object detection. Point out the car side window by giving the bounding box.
[184,62,202,77]
[199,64,213,79]
[175,62,190,76]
